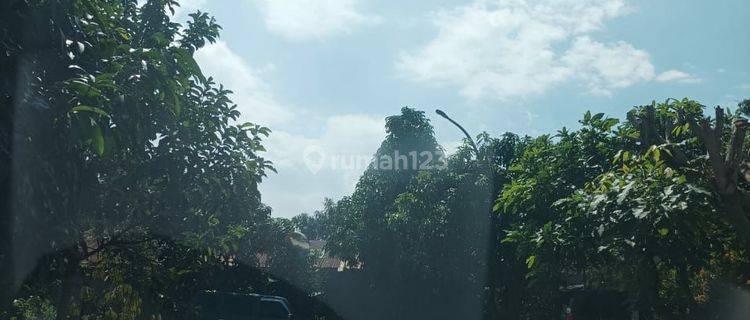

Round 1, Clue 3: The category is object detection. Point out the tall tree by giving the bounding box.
[1,0,274,318]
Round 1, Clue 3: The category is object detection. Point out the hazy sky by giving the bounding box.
[177,0,749,218]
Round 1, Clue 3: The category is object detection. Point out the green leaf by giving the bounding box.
[167,92,181,116]
[115,27,131,41]
[172,47,205,82]
[173,98,181,116]
[67,79,102,99]
[91,125,105,156]
[492,200,502,212]
[71,105,109,118]
[617,181,634,204]
[151,32,168,46]
[658,228,669,236]
[632,206,648,219]
[526,255,537,269]
[208,216,220,227]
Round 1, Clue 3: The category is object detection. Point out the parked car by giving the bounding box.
[194,291,293,320]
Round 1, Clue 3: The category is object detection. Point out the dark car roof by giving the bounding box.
[194,291,292,319]
[194,291,291,310]
[196,291,286,300]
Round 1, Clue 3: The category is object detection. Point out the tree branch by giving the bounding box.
[725,118,748,186]
[682,108,728,191]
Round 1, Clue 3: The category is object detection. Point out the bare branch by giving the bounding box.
[714,106,725,140]
[640,104,657,147]
[678,106,750,246]
[692,113,727,189]
[725,118,749,188]
[638,106,688,166]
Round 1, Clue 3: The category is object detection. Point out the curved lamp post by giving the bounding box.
[435,109,500,320]
[435,109,479,157]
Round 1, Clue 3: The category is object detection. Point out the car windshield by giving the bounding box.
[2,1,750,320]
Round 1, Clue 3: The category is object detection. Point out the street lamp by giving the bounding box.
[435,109,479,157]
[435,109,500,320]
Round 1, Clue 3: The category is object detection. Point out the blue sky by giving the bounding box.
[178,0,749,218]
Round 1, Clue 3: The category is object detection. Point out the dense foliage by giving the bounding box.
[319,101,750,320]
[0,1,334,319]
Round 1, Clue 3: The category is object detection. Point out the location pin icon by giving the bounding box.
[303,145,326,174]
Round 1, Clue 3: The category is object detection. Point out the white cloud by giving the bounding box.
[654,69,701,84]
[193,40,386,217]
[261,114,386,216]
[397,0,695,100]
[254,0,379,41]
[562,36,655,95]
[194,41,293,126]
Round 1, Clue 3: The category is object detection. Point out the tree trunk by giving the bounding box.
[680,107,750,249]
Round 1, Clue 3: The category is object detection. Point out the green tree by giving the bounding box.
[323,107,442,268]
[291,212,324,240]
[320,107,527,319]
[1,0,275,318]
[500,99,750,319]
[494,111,621,318]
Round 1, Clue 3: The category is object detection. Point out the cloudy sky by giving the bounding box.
[178,0,749,218]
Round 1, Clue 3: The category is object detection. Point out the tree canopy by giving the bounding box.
[0,1,302,319]
[319,100,750,320]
